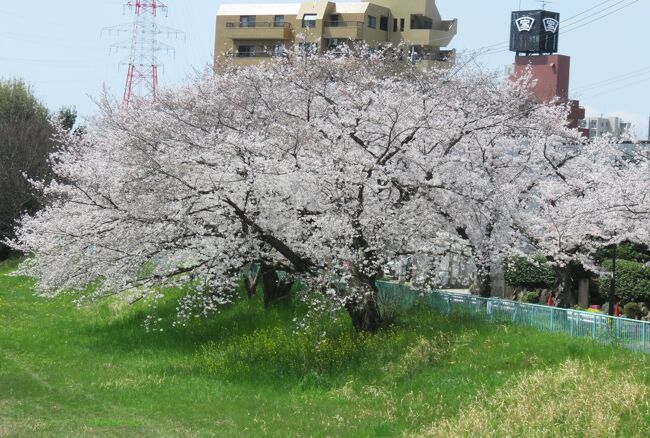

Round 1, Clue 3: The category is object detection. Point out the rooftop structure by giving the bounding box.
[509,9,585,130]
[214,0,457,68]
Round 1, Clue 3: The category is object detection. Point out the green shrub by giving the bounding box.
[598,259,650,304]
[623,302,641,319]
[595,241,650,264]
[586,308,603,314]
[503,256,555,289]
[521,290,541,304]
[616,243,650,264]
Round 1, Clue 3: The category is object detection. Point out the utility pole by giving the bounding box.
[609,244,617,316]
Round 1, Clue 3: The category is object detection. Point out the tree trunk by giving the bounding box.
[346,296,383,333]
[243,276,256,299]
[242,263,259,299]
[554,263,577,308]
[261,267,292,308]
[0,243,12,262]
[475,264,492,298]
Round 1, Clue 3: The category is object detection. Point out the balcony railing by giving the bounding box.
[409,49,456,66]
[224,22,293,40]
[323,20,362,28]
[234,51,275,58]
[226,22,292,29]
[439,19,457,31]
[322,21,363,39]
[431,49,455,62]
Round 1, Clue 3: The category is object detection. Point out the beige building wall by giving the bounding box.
[214,0,456,68]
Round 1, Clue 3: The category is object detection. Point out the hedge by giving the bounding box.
[598,259,650,303]
[503,256,555,289]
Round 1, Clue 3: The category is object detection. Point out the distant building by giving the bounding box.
[214,0,457,69]
[579,116,631,139]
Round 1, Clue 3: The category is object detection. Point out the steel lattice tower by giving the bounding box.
[104,1,182,106]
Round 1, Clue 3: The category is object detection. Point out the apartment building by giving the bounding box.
[579,116,632,139]
[214,0,457,69]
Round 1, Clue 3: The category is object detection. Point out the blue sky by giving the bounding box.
[0,0,648,136]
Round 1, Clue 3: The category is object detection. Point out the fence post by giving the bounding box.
[569,310,574,337]
[643,323,648,354]
[550,308,555,333]
[592,314,597,340]
[446,295,451,315]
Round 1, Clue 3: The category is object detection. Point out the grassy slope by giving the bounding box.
[1,258,649,437]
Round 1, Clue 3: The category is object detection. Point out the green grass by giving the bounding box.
[1,258,649,437]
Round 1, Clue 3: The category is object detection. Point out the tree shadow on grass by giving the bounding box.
[73,294,650,397]
[80,292,303,355]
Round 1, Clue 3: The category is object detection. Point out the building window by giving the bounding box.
[410,14,433,30]
[380,16,388,31]
[239,15,256,28]
[237,45,255,57]
[302,13,317,28]
[298,42,318,54]
[329,14,340,26]
[272,44,285,56]
[327,38,338,50]
[393,18,397,32]
[400,18,405,32]
[368,15,376,29]
[274,15,284,27]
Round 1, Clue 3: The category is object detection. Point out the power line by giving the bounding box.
[573,66,650,93]
[581,74,650,99]
[562,0,640,34]
[561,0,629,27]
[561,0,616,22]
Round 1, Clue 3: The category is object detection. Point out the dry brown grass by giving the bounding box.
[411,359,649,438]
[384,335,451,379]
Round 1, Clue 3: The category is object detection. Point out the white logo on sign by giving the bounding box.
[543,18,559,33]
[515,16,535,32]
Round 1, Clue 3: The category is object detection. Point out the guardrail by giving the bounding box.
[376,281,650,354]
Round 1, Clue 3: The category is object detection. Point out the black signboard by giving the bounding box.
[509,10,560,55]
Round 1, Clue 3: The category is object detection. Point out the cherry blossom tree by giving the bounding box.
[510,137,650,306]
[401,82,588,296]
[10,49,620,330]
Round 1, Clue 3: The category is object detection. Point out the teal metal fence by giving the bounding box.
[376,281,650,355]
